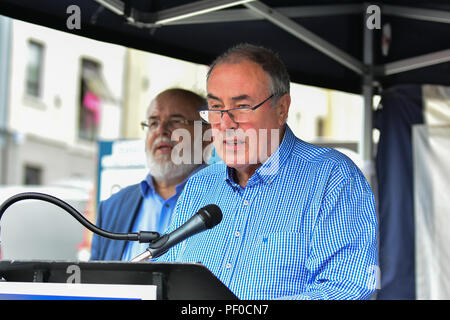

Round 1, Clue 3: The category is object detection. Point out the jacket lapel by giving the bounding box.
[111,185,143,260]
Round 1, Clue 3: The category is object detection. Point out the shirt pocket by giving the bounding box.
[253,232,306,292]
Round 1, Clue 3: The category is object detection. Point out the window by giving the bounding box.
[25,40,44,97]
[78,59,102,141]
[317,117,326,137]
[24,165,42,185]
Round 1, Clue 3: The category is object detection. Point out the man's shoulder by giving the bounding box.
[290,138,361,179]
[189,162,226,180]
[178,163,226,195]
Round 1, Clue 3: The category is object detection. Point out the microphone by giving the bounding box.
[131,204,222,262]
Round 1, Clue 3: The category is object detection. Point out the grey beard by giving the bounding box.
[146,151,198,185]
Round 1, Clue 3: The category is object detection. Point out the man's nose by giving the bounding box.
[219,111,238,130]
[155,120,171,136]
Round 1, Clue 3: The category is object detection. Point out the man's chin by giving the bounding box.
[152,153,171,163]
[220,156,261,171]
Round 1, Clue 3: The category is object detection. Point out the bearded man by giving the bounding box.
[90,88,208,261]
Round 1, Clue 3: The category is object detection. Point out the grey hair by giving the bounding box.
[206,43,290,98]
[148,87,206,117]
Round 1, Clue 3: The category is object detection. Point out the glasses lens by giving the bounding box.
[229,109,251,123]
[199,110,211,123]
[209,111,223,124]
[169,119,185,129]
[199,109,254,124]
[200,110,221,124]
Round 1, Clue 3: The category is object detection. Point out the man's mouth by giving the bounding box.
[223,139,245,149]
[154,142,173,153]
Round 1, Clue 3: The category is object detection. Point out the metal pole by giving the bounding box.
[379,48,450,76]
[0,15,12,185]
[245,0,364,75]
[361,4,375,185]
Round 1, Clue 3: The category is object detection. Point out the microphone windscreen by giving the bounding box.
[199,204,222,229]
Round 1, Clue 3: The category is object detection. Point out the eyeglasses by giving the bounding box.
[140,118,195,132]
[199,94,274,124]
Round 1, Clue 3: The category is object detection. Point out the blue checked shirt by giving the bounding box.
[157,125,378,300]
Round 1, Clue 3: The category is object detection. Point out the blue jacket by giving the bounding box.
[90,184,142,261]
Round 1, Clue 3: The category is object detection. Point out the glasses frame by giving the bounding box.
[140,118,195,131]
[199,94,275,124]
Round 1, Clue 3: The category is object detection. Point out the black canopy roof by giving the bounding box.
[0,0,449,94]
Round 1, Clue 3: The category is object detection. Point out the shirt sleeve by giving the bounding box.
[281,169,378,300]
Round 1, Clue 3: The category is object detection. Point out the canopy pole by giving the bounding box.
[361,3,375,185]
[244,0,364,75]
[377,48,450,76]
[0,16,12,185]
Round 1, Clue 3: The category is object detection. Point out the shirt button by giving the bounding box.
[226,263,232,269]
[243,200,249,206]
[235,231,240,238]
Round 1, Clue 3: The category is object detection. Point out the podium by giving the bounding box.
[0,260,238,300]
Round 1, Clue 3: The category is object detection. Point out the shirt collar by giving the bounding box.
[225,125,295,187]
[140,163,207,197]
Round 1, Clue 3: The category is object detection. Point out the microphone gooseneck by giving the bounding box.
[0,192,160,243]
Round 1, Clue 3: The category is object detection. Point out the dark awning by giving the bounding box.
[0,0,449,94]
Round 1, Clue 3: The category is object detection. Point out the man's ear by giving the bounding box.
[277,93,291,126]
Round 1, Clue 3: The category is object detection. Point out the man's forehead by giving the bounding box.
[147,104,189,117]
[147,97,198,118]
[208,59,266,79]
[207,61,270,97]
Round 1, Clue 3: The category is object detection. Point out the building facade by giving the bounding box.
[0,16,126,187]
[0,15,365,188]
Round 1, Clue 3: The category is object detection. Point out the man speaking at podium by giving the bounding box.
[156,44,378,300]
